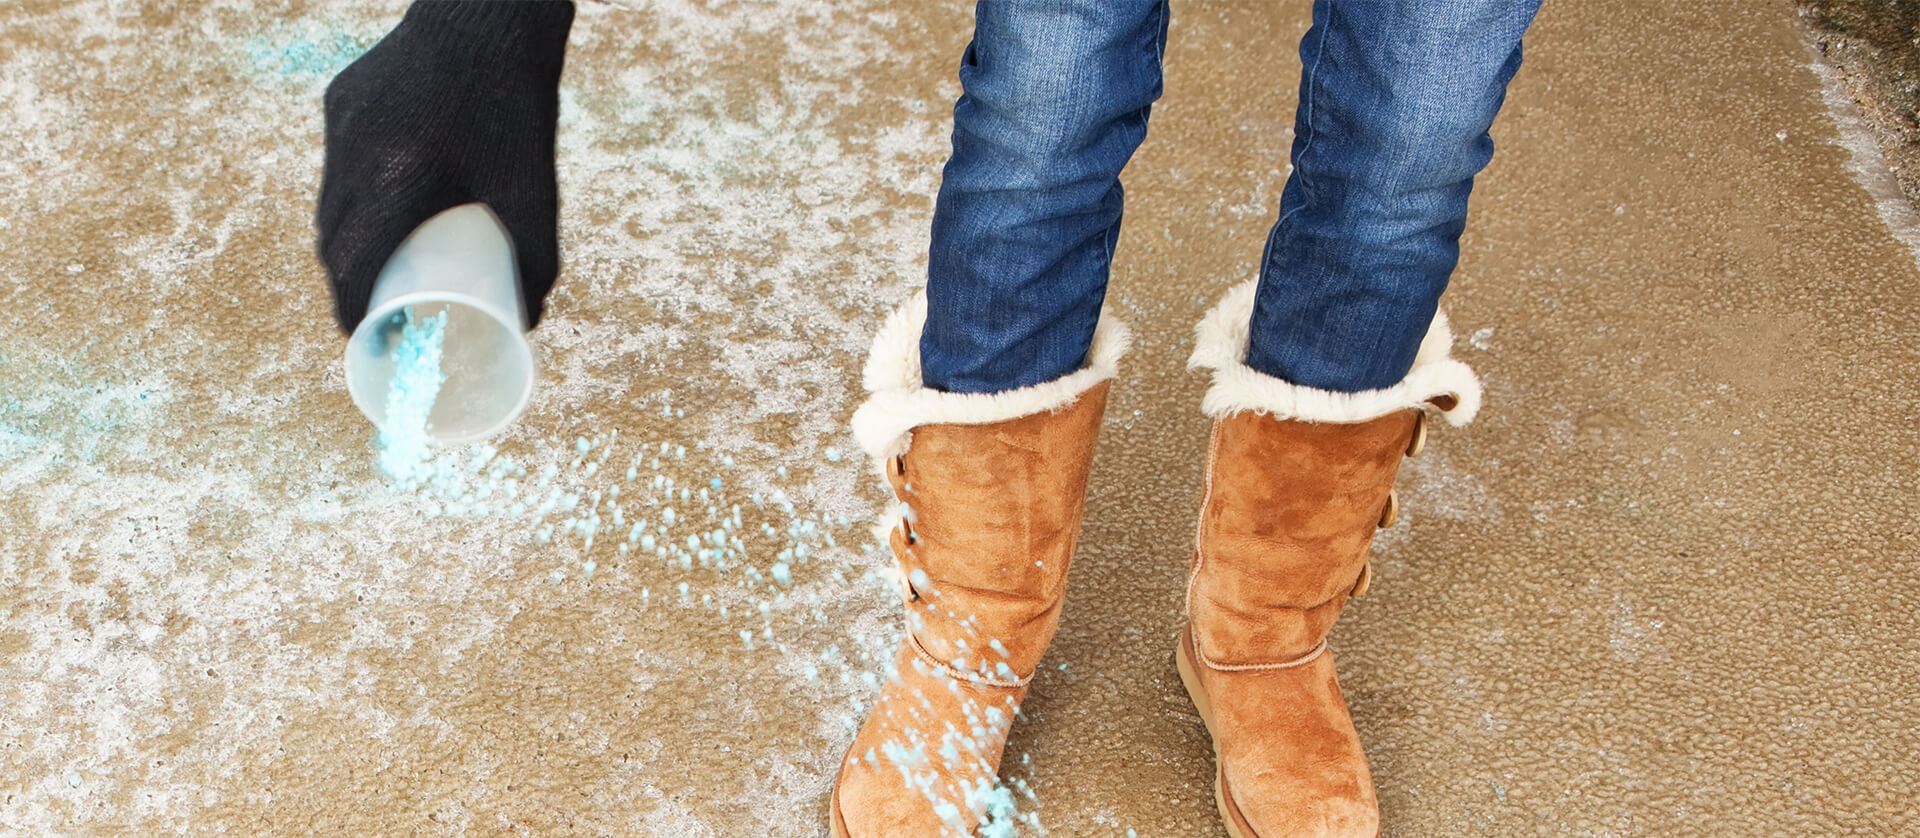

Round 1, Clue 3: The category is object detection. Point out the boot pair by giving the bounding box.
[831,283,1482,837]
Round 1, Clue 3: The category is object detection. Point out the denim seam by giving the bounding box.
[1275,0,1332,235]
[1150,0,1168,67]
[1099,203,1117,278]
[1110,2,1166,282]
[1255,0,1333,363]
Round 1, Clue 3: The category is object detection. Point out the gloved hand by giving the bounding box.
[316,0,575,335]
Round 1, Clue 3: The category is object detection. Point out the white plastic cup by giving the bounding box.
[344,203,535,444]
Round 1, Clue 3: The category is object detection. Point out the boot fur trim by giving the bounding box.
[1188,280,1482,426]
[852,291,1131,460]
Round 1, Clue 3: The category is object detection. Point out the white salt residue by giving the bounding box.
[373,307,448,485]
[547,0,954,529]
[4,374,912,833]
[1393,449,1502,526]
[0,423,35,460]
[1803,38,1920,272]
[0,0,1075,834]
[1608,594,1666,664]
[0,351,171,492]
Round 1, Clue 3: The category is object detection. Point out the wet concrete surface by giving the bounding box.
[3,0,1917,835]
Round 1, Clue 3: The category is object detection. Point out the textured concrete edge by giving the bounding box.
[1799,19,1920,271]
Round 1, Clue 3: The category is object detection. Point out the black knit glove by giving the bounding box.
[316,0,575,334]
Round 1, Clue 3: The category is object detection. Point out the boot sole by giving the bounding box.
[829,781,850,838]
[1176,626,1263,838]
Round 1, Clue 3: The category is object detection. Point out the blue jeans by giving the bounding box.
[921,0,1542,394]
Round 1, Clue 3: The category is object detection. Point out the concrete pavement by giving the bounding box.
[2,0,1914,834]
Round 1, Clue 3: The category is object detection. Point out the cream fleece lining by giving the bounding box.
[1187,280,1482,426]
[851,290,1132,461]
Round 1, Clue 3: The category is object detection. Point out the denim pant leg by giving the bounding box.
[1247,0,1542,392]
[921,1,1170,394]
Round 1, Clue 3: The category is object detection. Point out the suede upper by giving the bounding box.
[889,383,1108,685]
[833,384,1110,836]
[832,642,1024,837]
[1180,408,1422,838]
[1187,409,1419,666]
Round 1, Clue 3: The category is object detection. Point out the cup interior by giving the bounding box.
[345,294,533,445]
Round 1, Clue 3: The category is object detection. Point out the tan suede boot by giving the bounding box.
[1177,281,1483,838]
[830,293,1129,837]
